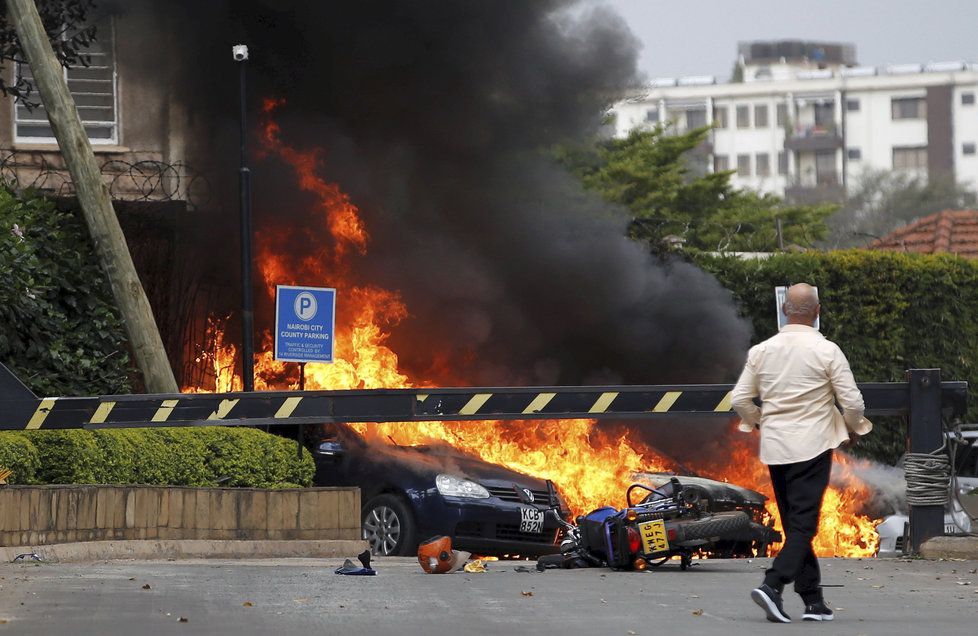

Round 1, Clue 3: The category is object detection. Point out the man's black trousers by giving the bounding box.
[763,448,833,603]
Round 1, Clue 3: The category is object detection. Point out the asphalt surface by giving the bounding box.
[1,556,976,635]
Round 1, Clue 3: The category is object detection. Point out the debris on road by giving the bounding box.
[463,560,487,573]
[417,536,469,574]
[335,550,376,576]
[11,551,42,563]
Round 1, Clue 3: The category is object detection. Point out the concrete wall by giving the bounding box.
[0,485,360,547]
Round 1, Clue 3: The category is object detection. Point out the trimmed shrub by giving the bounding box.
[30,430,105,484]
[199,427,314,488]
[128,429,208,486]
[0,432,41,484]
[91,429,139,484]
[696,250,978,464]
[0,427,313,487]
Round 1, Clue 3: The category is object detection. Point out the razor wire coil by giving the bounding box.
[904,440,951,507]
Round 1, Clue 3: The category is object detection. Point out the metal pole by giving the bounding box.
[775,217,784,250]
[237,48,255,392]
[297,362,306,457]
[908,368,944,553]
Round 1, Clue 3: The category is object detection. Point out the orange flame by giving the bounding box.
[190,101,880,557]
[695,438,879,556]
[260,98,368,261]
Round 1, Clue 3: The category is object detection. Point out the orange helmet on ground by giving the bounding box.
[417,536,469,573]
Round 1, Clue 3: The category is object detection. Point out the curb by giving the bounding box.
[919,536,978,560]
[0,539,369,563]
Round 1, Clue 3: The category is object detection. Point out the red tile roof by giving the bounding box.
[868,210,978,258]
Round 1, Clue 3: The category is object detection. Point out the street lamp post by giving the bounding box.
[233,44,255,392]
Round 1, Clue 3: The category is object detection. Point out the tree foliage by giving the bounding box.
[825,168,978,247]
[0,0,97,108]
[0,186,130,396]
[558,126,835,253]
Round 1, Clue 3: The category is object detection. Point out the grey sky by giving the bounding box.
[598,0,978,82]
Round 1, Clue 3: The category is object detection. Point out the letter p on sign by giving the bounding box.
[294,292,318,321]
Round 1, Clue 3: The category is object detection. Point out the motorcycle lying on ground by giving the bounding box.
[538,477,756,571]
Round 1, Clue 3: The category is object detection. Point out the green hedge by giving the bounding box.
[0,427,314,488]
[696,250,978,464]
[0,432,41,484]
[0,186,130,397]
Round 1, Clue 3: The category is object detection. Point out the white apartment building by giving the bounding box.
[611,41,978,204]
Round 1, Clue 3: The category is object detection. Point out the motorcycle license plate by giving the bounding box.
[639,519,670,554]
[520,507,544,533]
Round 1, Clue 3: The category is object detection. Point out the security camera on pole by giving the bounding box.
[234,44,255,392]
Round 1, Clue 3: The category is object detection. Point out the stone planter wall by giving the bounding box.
[0,485,360,546]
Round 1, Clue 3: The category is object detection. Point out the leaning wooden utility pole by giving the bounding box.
[7,0,178,393]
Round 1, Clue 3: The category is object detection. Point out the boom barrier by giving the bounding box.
[0,362,966,552]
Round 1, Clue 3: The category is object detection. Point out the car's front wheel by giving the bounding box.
[362,494,417,556]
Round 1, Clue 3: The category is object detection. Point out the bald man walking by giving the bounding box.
[732,283,868,623]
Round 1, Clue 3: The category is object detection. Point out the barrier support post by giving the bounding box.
[908,368,945,553]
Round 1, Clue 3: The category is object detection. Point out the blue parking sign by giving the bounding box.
[274,285,336,363]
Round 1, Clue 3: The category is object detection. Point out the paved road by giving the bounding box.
[1,556,976,635]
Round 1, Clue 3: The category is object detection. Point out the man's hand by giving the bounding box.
[736,418,759,433]
[841,432,862,449]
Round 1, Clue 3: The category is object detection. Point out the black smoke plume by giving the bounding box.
[124,0,752,387]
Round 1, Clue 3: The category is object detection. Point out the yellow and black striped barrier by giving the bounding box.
[0,362,967,431]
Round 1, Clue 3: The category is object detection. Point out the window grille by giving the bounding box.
[14,20,117,144]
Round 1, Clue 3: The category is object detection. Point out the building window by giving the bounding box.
[645,108,659,123]
[962,92,975,106]
[778,151,788,175]
[964,142,976,156]
[776,103,787,127]
[846,98,860,111]
[15,20,117,144]
[714,154,729,171]
[893,146,928,170]
[891,97,926,120]
[736,105,750,128]
[685,108,707,130]
[847,147,862,161]
[713,106,728,128]
[815,150,838,184]
[737,153,751,176]
[814,102,834,126]
[755,153,770,176]
[754,104,769,128]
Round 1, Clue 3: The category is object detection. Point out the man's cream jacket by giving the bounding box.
[731,324,866,465]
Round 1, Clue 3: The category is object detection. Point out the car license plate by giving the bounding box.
[520,507,544,533]
[639,519,669,554]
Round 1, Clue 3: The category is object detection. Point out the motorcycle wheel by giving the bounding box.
[674,511,751,542]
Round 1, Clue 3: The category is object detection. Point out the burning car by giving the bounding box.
[310,424,571,557]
